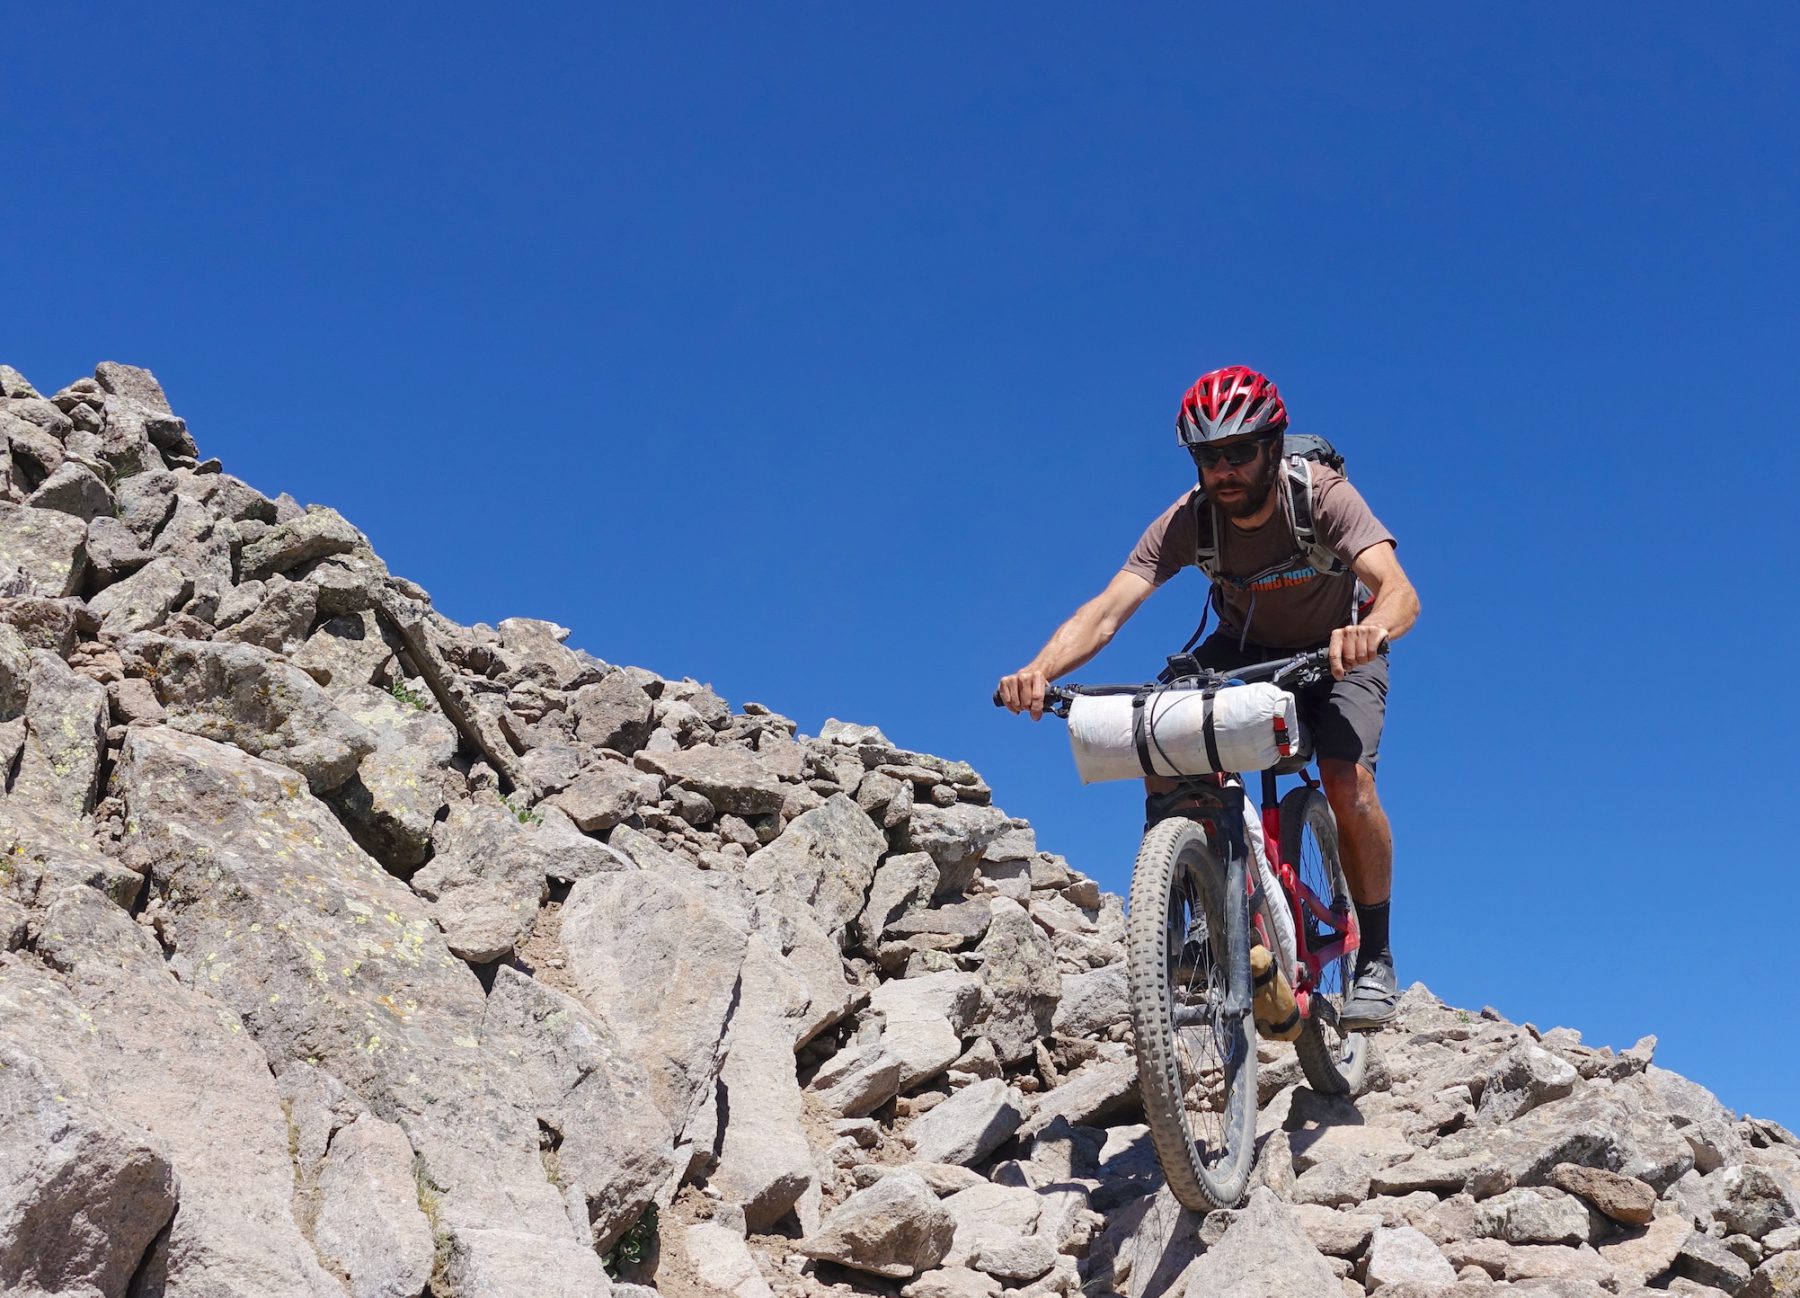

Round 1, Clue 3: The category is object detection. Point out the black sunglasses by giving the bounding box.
[1191,438,1272,470]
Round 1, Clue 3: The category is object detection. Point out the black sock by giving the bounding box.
[1355,899,1391,964]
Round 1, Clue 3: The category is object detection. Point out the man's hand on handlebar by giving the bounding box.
[1329,624,1390,681]
[996,667,1052,720]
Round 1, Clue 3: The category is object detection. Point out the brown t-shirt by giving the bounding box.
[1122,465,1396,649]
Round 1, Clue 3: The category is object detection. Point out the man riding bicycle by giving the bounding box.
[997,365,1420,1030]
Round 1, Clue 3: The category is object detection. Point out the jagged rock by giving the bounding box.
[902,1266,1002,1298]
[411,802,550,962]
[1176,1186,1341,1295]
[571,671,655,752]
[685,1219,774,1298]
[0,595,85,657]
[1599,1207,1694,1288]
[1642,1066,1749,1174]
[1051,961,1126,1038]
[809,972,982,1117]
[26,460,114,520]
[1021,1057,1138,1136]
[495,617,606,691]
[1715,1164,1800,1239]
[905,1077,1027,1165]
[93,361,173,412]
[973,898,1060,1064]
[801,1170,955,1278]
[10,650,107,817]
[640,743,784,816]
[856,849,939,950]
[109,727,609,1294]
[328,683,462,871]
[1676,1229,1755,1293]
[123,633,377,792]
[311,1113,437,1298]
[905,801,1008,892]
[0,885,344,1296]
[482,966,675,1252]
[114,468,177,542]
[1550,1162,1657,1225]
[215,573,318,652]
[559,864,748,1144]
[1292,1203,1380,1257]
[1743,1252,1800,1298]
[0,500,87,596]
[710,935,819,1231]
[89,554,192,633]
[239,504,361,579]
[544,759,657,832]
[84,513,150,581]
[293,609,398,690]
[1472,1187,1593,1245]
[744,793,887,941]
[0,1041,179,1298]
[1366,1223,1458,1291]
[1477,1042,1580,1125]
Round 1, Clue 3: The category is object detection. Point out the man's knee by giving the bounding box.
[1318,759,1380,820]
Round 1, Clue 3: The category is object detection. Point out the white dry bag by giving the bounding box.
[1065,682,1304,784]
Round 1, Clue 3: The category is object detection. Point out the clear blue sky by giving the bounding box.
[6,5,1797,1125]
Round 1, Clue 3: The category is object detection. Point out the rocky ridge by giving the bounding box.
[0,360,1796,1298]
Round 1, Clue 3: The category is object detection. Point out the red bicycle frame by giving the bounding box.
[1254,768,1359,1024]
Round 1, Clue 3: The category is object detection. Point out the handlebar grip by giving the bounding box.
[992,689,1005,707]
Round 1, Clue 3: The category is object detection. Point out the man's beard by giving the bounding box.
[1210,448,1282,519]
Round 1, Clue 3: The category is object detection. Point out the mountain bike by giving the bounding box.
[996,646,1370,1209]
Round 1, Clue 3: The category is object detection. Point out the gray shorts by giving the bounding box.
[1190,633,1388,773]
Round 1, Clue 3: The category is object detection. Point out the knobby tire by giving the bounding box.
[1126,817,1257,1210]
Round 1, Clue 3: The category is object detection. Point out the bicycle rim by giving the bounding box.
[1282,787,1368,1095]
[1126,817,1258,1209]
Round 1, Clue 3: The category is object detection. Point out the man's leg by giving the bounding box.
[1317,759,1392,906]
[1302,660,1398,1030]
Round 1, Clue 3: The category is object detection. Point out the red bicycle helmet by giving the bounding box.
[1175,365,1288,445]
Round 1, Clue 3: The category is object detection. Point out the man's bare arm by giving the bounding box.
[1328,541,1420,679]
[998,571,1156,718]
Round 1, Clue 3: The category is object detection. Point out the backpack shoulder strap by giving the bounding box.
[1284,457,1347,577]
[1191,489,1219,580]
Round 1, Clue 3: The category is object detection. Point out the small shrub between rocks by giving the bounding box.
[603,1204,657,1279]
[387,679,429,711]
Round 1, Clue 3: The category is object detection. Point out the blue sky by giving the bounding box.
[6,4,1797,1124]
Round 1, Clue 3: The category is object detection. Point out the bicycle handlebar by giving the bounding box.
[991,642,1387,716]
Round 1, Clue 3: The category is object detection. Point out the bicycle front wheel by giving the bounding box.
[1126,817,1258,1210]
[1282,787,1369,1096]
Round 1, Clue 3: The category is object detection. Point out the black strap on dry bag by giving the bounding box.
[1199,687,1224,772]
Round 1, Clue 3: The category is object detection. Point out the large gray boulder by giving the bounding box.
[800,1170,955,1279]
[0,500,86,596]
[0,1041,179,1298]
[559,865,749,1145]
[311,1114,437,1298]
[904,1078,1027,1167]
[640,744,786,816]
[89,555,192,633]
[744,793,887,942]
[570,671,655,752]
[710,936,820,1231]
[328,683,462,872]
[411,800,550,963]
[239,505,362,580]
[123,633,377,792]
[973,898,1060,1064]
[0,885,343,1297]
[10,649,107,817]
[110,727,611,1296]
[482,966,676,1253]
[1177,1187,1340,1296]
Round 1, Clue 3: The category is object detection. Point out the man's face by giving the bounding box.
[1193,434,1281,519]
